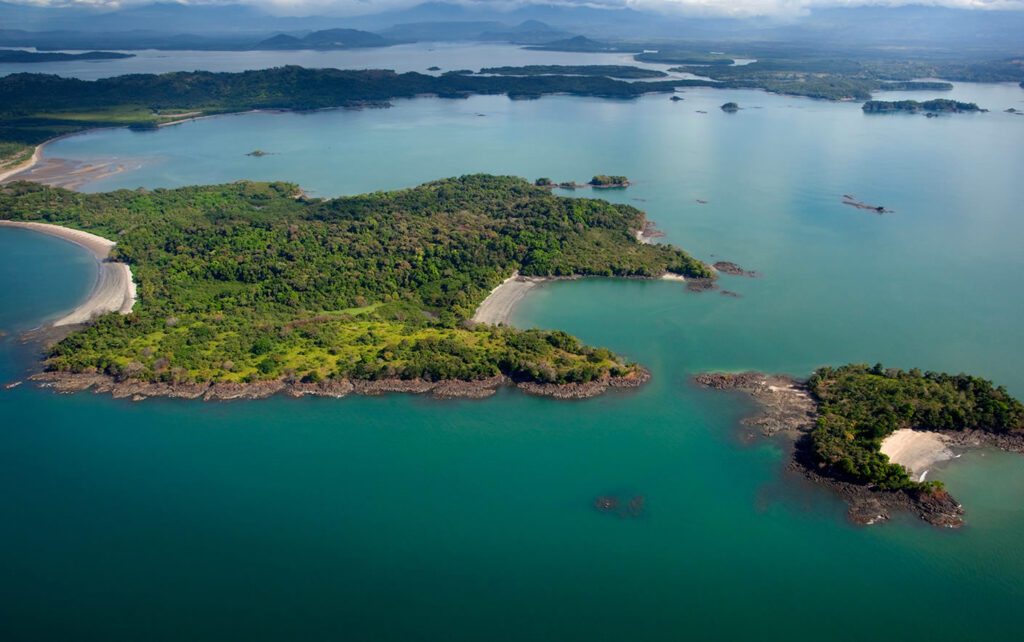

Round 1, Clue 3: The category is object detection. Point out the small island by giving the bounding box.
[697,364,1024,527]
[0,50,134,63]
[3,175,712,401]
[477,65,668,79]
[720,102,740,112]
[862,99,983,114]
[588,175,630,188]
[246,149,268,157]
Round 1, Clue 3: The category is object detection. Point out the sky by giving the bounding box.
[11,0,1024,17]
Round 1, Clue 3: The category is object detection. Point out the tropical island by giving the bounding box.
[1,175,712,401]
[697,364,1024,527]
[477,65,667,79]
[862,99,984,113]
[588,175,630,188]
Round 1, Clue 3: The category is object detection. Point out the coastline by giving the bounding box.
[471,272,547,325]
[0,144,42,182]
[693,371,969,527]
[30,367,651,402]
[0,221,136,325]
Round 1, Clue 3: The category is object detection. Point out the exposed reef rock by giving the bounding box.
[30,370,644,402]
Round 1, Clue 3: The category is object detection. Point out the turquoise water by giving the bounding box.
[3,81,1024,640]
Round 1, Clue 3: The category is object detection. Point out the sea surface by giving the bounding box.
[2,67,1024,640]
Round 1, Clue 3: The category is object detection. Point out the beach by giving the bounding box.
[0,145,42,182]
[471,272,543,325]
[0,221,136,325]
[881,429,955,481]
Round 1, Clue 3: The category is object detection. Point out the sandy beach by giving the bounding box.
[0,221,136,326]
[881,429,954,481]
[471,272,545,325]
[0,145,42,183]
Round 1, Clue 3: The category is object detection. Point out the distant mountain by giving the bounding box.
[1,1,1022,53]
[381,18,570,44]
[527,36,622,53]
[0,49,133,62]
[254,29,389,51]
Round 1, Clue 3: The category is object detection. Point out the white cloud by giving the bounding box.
[10,0,1024,17]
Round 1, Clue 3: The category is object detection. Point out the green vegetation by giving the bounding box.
[0,50,134,63]
[588,175,629,187]
[862,99,982,113]
[0,67,683,165]
[808,364,1024,490]
[1,175,711,386]
[478,65,667,79]
[534,177,553,187]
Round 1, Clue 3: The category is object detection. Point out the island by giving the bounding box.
[588,175,630,188]
[477,65,668,79]
[720,102,739,112]
[2,175,713,401]
[696,364,1024,527]
[0,50,134,63]
[861,99,983,114]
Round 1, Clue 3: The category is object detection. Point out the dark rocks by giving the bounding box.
[593,494,645,517]
[30,369,643,402]
[720,102,739,112]
[713,261,759,277]
[686,278,718,293]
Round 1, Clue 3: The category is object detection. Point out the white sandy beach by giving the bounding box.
[0,221,136,326]
[471,272,544,325]
[881,429,954,482]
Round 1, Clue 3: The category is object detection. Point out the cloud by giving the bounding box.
[10,0,1024,17]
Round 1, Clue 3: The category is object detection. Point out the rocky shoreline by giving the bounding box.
[30,368,651,402]
[692,371,992,528]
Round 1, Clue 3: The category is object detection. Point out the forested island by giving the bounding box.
[3,175,712,400]
[478,65,667,79]
[697,365,1024,527]
[0,67,684,167]
[862,99,983,113]
[0,50,134,63]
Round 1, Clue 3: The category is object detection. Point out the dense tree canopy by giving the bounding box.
[2,175,711,386]
[808,364,1024,490]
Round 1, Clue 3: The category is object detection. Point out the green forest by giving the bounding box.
[808,364,1024,490]
[1,175,711,386]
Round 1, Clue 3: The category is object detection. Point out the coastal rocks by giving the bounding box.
[713,261,759,278]
[694,372,817,436]
[720,102,739,112]
[670,95,683,102]
[519,368,651,400]
[635,220,665,244]
[31,370,641,402]
[593,494,645,517]
[686,278,718,293]
[842,195,891,214]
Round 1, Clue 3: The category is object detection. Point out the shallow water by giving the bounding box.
[2,79,1024,640]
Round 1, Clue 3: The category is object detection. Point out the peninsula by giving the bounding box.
[2,175,713,401]
[697,364,1024,527]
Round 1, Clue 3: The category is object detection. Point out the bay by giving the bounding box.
[2,78,1024,641]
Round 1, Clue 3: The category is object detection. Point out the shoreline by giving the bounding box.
[29,367,651,402]
[470,272,548,325]
[0,221,136,326]
[0,144,42,182]
[693,371,974,527]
